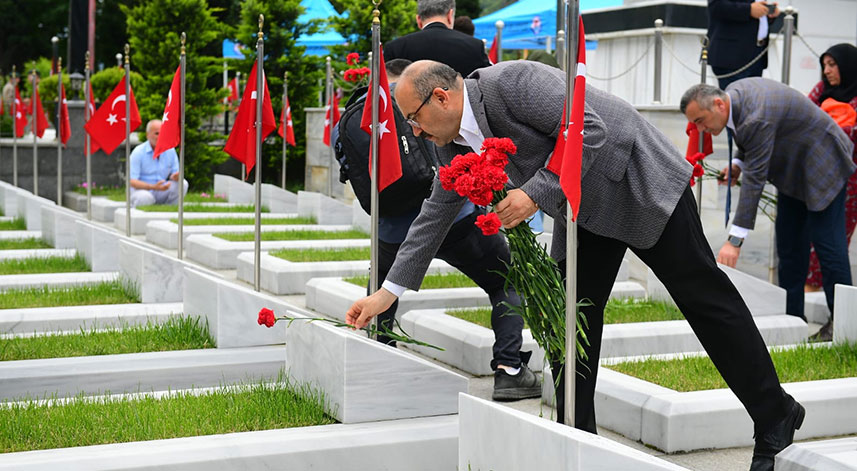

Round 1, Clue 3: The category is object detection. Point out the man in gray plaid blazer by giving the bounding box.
[347,60,804,471]
[682,79,855,338]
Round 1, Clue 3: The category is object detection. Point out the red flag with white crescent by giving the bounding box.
[30,86,49,138]
[154,65,181,159]
[13,86,28,138]
[278,96,296,146]
[359,47,402,191]
[227,77,239,103]
[322,92,340,147]
[223,59,277,176]
[59,84,71,145]
[83,75,142,154]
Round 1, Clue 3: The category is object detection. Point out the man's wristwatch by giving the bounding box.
[727,235,744,248]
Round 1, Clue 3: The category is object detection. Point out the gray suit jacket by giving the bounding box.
[387,61,692,290]
[727,78,856,229]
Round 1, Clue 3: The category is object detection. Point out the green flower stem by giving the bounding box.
[274,315,444,351]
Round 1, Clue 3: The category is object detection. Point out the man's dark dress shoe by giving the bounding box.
[749,401,805,471]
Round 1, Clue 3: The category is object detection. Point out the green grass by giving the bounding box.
[446,307,530,329]
[107,192,228,203]
[0,238,52,250]
[0,316,213,361]
[136,204,267,213]
[0,218,26,231]
[607,342,857,392]
[346,272,478,290]
[0,281,139,310]
[215,229,369,242]
[0,376,335,453]
[604,298,684,324]
[169,216,316,226]
[73,186,123,198]
[0,254,90,275]
[271,247,371,262]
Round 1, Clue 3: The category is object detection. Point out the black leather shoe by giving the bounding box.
[809,320,833,342]
[750,401,805,471]
[492,363,541,401]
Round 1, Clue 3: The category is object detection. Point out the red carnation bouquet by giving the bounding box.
[438,138,588,365]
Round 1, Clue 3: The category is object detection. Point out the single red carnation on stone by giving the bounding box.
[258,307,276,328]
[346,52,360,66]
[475,212,502,235]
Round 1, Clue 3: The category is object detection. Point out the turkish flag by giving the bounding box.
[227,77,239,103]
[322,92,340,147]
[546,17,586,221]
[85,82,101,154]
[13,87,28,138]
[223,59,276,177]
[29,87,49,138]
[0,93,4,116]
[488,34,499,64]
[59,84,71,145]
[154,65,181,159]
[278,96,296,146]
[360,47,402,191]
[84,75,142,155]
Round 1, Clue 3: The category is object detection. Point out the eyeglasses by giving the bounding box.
[405,87,448,128]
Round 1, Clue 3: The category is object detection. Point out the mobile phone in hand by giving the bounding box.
[766,3,777,15]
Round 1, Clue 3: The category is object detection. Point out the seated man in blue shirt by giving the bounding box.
[129,119,188,207]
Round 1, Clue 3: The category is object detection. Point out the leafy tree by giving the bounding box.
[0,0,68,75]
[124,0,228,190]
[329,0,418,56]
[235,0,325,189]
[88,67,143,103]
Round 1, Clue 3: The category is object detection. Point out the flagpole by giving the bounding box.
[325,56,333,197]
[85,52,92,220]
[494,20,504,63]
[254,15,264,292]
[222,61,228,137]
[57,57,63,207]
[563,0,580,429]
[32,69,38,197]
[11,66,17,188]
[178,33,186,260]
[697,40,708,213]
[124,43,131,237]
[368,0,382,339]
[282,70,288,190]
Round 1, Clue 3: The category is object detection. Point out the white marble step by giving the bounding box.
[805,291,830,324]
[145,219,353,249]
[0,302,184,335]
[777,437,857,471]
[0,271,119,292]
[186,234,369,270]
[0,248,76,260]
[115,208,299,235]
[0,346,286,402]
[0,230,41,240]
[0,216,13,223]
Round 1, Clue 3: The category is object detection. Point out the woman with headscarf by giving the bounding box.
[806,43,857,340]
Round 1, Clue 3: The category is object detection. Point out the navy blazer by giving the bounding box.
[384,22,491,78]
[707,0,769,71]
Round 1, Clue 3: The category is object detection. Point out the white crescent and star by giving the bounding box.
[167,90,173,107]
[111,94,127,110]
[106,113,118,125]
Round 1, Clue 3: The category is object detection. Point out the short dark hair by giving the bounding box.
[385,59,413,79]
[407,61,461,98]
[454,16,475,36]
[680,83,727,114]
[418,0,455,20]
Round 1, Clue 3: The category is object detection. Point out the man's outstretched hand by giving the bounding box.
[345,288,398,329]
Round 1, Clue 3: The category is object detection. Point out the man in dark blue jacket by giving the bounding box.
[707,0,782,89]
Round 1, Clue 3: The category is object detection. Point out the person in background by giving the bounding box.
[129,119,188,207]
[804,43,857,339]
[453,15,475,36]
[707,0,781,90]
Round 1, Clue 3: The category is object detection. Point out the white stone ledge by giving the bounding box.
[777,437,857,471]
[40,205,82,249]
[236,251,456,295]
[399,309,545,376]
[75,220,123,272]
[91,197,124,222]
[145,219,351,249]
[0,346,286,403]
[0,271,119,292]
[0,230,41,240]
[297,190,352,225]
[17,192,55,231]
[0,415,457,471]
[185,234,369,270]
[114,207,299,235]
[0,248,75,260]
[0,302,183,334]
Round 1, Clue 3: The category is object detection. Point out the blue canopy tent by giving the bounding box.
[473,0,621,50]
[222,0,347,58]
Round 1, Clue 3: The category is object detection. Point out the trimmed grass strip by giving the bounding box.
[107,192,228,203]
[0,238,52,250]
[607,342,857,392]
[0,316,213,361]
[169,216,316,226]
[0,254,90,275]
[0,281,139,309]
[0,218,26,231]
[136,204,267,213]
[215,229,368,242]
[271,247,371,262]
[446,307,529,329]
[0,377,335,453]
[346,272,477,290]
[603,298,684,324]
